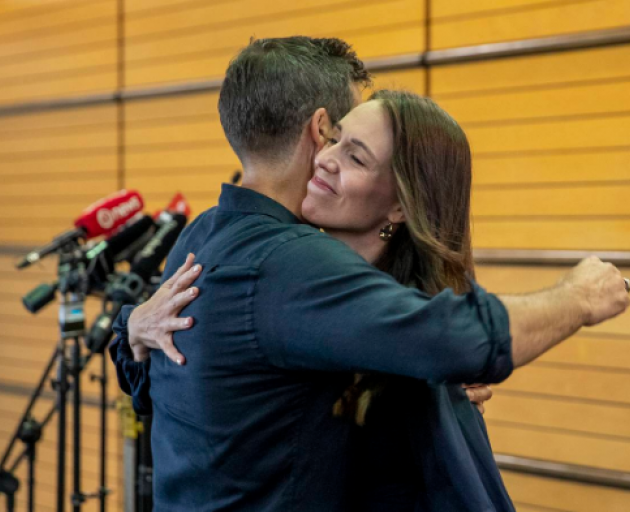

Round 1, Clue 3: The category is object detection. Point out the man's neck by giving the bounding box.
[239,148,312,221]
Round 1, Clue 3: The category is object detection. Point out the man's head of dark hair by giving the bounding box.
[218,36,371,162]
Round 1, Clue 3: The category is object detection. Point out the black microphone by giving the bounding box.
[127,213,188,285]
[84,214,157,291]
[85,213,188,354]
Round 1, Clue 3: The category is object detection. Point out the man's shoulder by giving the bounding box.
[259,226,371,275]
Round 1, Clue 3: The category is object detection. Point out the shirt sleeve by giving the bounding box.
[109,304,153,415]
[254,233,513,385]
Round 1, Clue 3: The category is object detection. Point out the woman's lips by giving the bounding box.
[311,176,337,194]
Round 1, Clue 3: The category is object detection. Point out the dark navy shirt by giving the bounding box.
[111,184,513,512]
[351,380,515,512]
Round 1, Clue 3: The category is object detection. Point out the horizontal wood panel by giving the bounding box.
[126,2,421,62]
[472,184,630,217]
[502,470,630,512]
[537,332,630,370]
[432,0,630,49]
[0,155,117,178]
[488,420,630,472]
[432,0,572,18]
[126,119,220,146]
[500,363,630,405]
[0,178,117,199]
[0,0,84,18]
[432,45,630,96]
[472,150,630,186]
[367,68,425,95]
[126,146,240,170]
[125,0,424,85]
[0,0,113,40]
[0,46,117,86]
[0,104,116,132]
[486,392,630,438]
[125,0,393,39]
[0,71,117,106]
[438,78,630,124]
[472,218,630,251]
[467,114,630,154]
[0,0,116,105]
[0,24,114,62]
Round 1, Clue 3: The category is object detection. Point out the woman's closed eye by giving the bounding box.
[350,154,364,166]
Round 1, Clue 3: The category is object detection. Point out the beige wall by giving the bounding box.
[0,0,629,510]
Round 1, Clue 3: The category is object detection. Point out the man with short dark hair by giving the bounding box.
[111,36,628,511]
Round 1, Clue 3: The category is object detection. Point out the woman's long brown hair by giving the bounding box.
[333,90,475,425]
[372,89,474,293]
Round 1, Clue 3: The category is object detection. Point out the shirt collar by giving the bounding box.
[218,184,302,225]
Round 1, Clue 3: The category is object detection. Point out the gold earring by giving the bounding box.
[379,223,394,242]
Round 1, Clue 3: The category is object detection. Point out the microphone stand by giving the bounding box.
[3,239,117,512]
[56,244,90,512]
[0,348,58,512]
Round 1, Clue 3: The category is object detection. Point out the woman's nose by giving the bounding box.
[315,150,340,174]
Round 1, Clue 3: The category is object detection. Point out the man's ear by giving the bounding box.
[309,108,333,151]
[388,203,406,225]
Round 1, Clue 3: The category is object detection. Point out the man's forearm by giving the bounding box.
[500,283,585,368]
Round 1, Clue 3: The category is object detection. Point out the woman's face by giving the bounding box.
[302,101,401,234]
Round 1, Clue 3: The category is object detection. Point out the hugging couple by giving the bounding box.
[110,36,629,512]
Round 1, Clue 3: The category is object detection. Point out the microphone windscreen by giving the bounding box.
[104,215,156,261]
[130,213,188,283]
[74,190,144,238]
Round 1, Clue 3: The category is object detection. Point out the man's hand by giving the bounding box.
[559,256,630,326]
[128,253,202,365]
[464,384,492,415]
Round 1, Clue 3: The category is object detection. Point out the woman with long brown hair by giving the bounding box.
[301,89,515,511]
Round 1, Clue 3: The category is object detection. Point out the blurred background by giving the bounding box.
[0,0,629,511]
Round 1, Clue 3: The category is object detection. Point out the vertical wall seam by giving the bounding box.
[116,0,125,191]
[424,0,432,97]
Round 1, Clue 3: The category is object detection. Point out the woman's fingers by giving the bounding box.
[171,287,199,314]
[169,262,203,296]
[160,334,186,366]
[167,316,194,332]
[164,253,195,289]
[463,384,493,405]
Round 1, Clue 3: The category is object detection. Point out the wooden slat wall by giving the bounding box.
[124,0,425,87]
[432,0,630,49]
[0,0,118,105]
[432,44,630,250]
[1,0,630,511]
[0,105,119,246]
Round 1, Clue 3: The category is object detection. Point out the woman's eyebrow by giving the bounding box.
[334,123,377,162]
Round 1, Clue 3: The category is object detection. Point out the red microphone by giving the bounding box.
[75,190,144,238]
[17,190,145,269]
[152,192,191,221]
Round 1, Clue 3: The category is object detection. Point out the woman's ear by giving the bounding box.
[310,108,333,150]
[388,203,406,225]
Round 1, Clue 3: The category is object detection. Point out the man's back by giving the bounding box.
[150,186,357,511]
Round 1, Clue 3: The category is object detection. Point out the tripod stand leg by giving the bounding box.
[28,444,35,512]
[72,337,83,512]
[57,340,67,512]
[100,353,107,512]
[0,348,58,471]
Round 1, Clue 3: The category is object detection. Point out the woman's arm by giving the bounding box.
[109,255,202,413]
